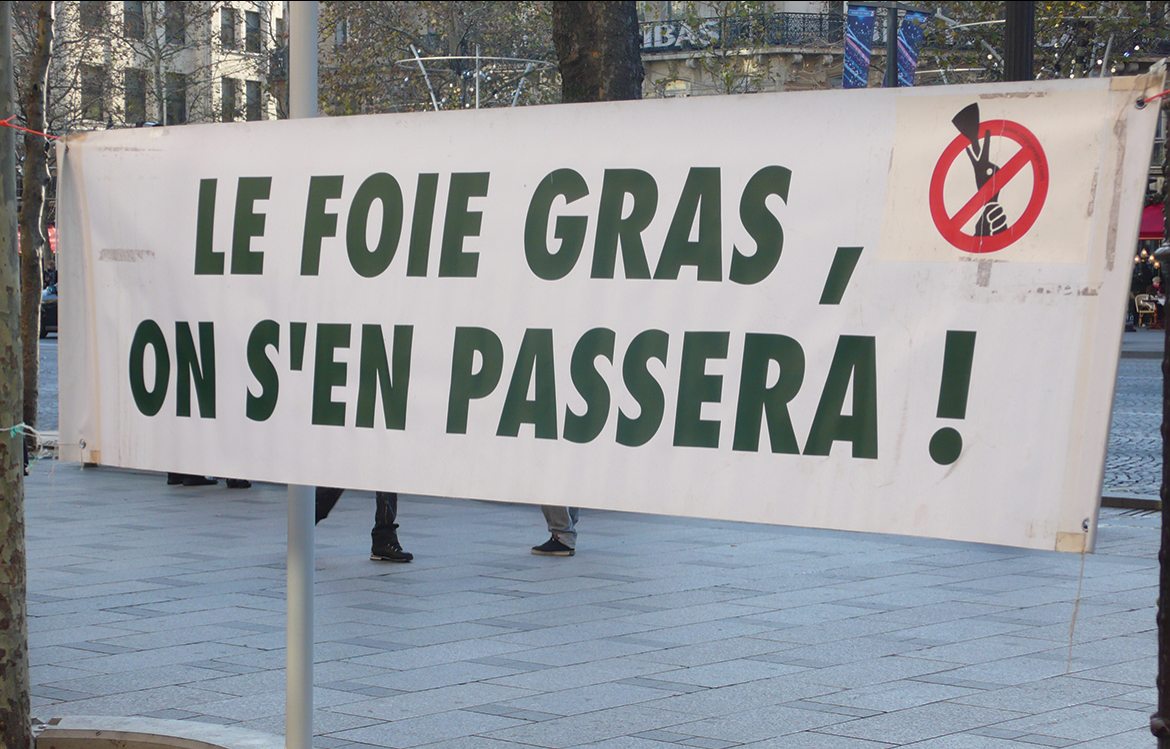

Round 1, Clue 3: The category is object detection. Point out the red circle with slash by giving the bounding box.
[929,119,1049,254]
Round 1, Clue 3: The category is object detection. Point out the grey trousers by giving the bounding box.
[541,505,579,549]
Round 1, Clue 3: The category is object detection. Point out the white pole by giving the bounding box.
[290,4,318,119]
[287,6,318,749]
[511,63,533,107]
[1099,34,1113,77]
[410,44,441,112]
[285,485,314,749]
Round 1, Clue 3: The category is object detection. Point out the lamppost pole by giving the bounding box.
[1152,120,1170,746]
[1003,1,1035,82]
[883,3,898,88]
[286,6,318,749]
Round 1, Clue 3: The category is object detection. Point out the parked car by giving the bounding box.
[40,282,56,338]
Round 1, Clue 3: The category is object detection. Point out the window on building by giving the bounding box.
[221,7,237,49]
[123,1,145,39]
[165,1,185,45]
[245,80,261,121]
[275,16,286,48]
[124,69,146,124]
[81,65,105,121]
[245,10,262,52]
[222,77,237,121]
[165,72,187,124]
[80,1,106,30]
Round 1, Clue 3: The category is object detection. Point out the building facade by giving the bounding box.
[638,2,1170,99]
[47,1,287,131]
[638,1,844,97]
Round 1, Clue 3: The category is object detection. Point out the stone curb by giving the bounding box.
[1120,349,1163,359]
[35,717,283,749]
[1113,351,1160,360]
[1102,492,1161,511]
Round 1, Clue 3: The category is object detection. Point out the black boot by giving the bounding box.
[371,527,413,563]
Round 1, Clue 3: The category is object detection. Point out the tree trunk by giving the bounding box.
[18,1,51,452]
[551,1,643,104]
[0,3,32,746]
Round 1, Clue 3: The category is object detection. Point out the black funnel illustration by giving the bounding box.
[952,103,982,157]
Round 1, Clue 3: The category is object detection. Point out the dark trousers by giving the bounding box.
[316,487,400,548]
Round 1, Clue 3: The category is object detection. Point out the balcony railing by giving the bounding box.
[641,11,1170,60]
[640,12,844,54]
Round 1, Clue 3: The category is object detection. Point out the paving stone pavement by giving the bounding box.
[23,464,1161,748]
[21,332,1167,748]
[1104,357,1161,497]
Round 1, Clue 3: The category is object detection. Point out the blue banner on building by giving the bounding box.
[843,5,877,89]
[896,11,930,87]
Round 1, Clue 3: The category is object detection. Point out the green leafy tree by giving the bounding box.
[319,1,560,115]
[917,1,1170,84]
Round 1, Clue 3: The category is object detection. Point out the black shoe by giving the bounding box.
[182,475,218,487]
[370,542,413,563]
[531,536,574,556]
[167,473,185,485]
[225,479,251,489]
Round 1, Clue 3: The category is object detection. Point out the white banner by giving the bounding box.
[58,69,1165,552]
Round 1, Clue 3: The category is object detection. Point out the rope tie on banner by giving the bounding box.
[0,115,59,140]
[1140,88,1170,106]
[5,423,53,475]
[5,423,43,440]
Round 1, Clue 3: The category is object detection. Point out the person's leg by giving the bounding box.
[542,505,578,546]
[316,487,344,524]
[533,506,578,555]
[371,491,412,562]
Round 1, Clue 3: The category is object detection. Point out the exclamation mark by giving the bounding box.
[930,330,976,466]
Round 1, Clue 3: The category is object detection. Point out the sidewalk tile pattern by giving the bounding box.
[25,460,1158,748]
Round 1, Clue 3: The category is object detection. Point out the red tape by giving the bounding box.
[0,115,58,140]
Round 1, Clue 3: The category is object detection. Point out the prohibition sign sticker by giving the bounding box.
[929,119,1049,254]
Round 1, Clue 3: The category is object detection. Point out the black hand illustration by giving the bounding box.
[951,103,1007,237]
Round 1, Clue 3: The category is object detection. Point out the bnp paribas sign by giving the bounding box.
[57,65,1165,552]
